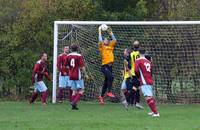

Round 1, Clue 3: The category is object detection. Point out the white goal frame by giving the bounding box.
[53,21,200,103]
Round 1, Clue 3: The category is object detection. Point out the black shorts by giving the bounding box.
[125,76,140,90]
[131,76,140,88]
[125,78,133,91]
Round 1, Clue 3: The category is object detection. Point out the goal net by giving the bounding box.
[53,21,200,104]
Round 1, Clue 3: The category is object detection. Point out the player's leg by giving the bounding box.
[107,65,114,97]
[72,89,84,105]
[36,81,48,106]
[129,89,136,106]
[146,96,159,116]
[70,90,78,110]
[70,80,78,110]
[70,80,84,110]
[132,76,144,109]
[58,75,65,103]
[29,84,38,104]
[102,65,114,97]
[68,88,73,102]
[66,76,72,102]
[72,80,84,105]
[126,78,134,106]
[71,91,77,104]
[58,87,64,102]
[135,89,144,109]
[125,78,132,104]
[121,80,128,109]
[101,77,108,97]
[129,77,136,105]
[98,77,107,105]
[98,65,109,104]
[141,85,159,117]
[100,65,109,96]
[69,80,76,102]
[135,89,140,103]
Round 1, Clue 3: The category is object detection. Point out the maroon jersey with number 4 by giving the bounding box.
[134,57,153,85]
[57,53,69,76]
[65,52,84,80]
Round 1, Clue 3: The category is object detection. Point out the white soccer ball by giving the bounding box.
[100,24,108,31]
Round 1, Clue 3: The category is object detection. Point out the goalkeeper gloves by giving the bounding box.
[107,26,112,33]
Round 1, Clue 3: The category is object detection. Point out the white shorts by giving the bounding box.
[141,85,153,97]
[69,79,84,91]
[121,80,127,90]
[59,75,70,88]
[34,81,47,92]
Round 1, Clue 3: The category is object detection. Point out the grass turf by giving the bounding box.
[0,101,200,130]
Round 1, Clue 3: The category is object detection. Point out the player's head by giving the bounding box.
[132,40,140,50]
[63,46,69,53]
[145,51,152,61]
[103,37,109,46]
[138,48,146,57]
[40,52,47,61]
[124,48,130,57]
[70,44,79,52]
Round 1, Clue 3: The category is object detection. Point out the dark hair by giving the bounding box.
[138,48,146,55]
[145,54,151,61]
[39,52,46,58]
[70,44,79,52]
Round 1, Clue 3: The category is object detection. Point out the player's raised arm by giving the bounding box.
[107,26,116,46]
[108,27,116,41]
[98,26,103,43]
[98,25,103,53]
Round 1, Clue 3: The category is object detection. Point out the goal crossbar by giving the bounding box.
[55,21,200,25]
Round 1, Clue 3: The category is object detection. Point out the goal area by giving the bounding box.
[53,21,200,104]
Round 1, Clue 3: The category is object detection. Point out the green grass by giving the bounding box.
[0,101,200,130]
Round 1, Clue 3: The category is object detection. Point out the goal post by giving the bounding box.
[53,21,200,104]
[53,23,58,103]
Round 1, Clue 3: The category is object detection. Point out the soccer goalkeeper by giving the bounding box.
[98,25,117,105]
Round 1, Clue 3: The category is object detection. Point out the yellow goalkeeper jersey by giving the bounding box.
[99,40,116,65]
[123,59,131,80]
[130,50,140,76]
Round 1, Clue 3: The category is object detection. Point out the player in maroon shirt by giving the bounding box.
[135,48,160,117]
[57,46,72,103]
[30,53,51,106]
[65,44,88,110]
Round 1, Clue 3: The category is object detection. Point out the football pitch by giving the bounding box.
[0,101,199,130]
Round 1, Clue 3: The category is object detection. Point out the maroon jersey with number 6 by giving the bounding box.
[134,57,153,85]
[65,52,84,80]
